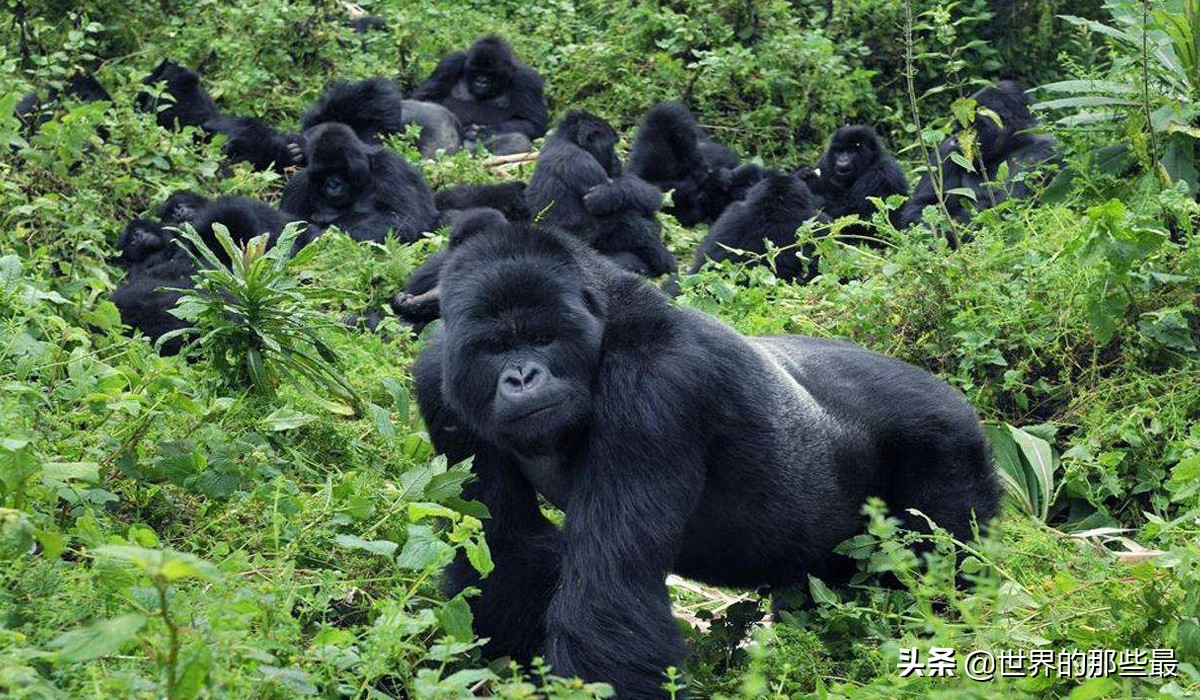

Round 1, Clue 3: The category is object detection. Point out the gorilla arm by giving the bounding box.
[412,52,469,102]
[583,175,663,217]
[545,353,705,698]
[496,66,549,139]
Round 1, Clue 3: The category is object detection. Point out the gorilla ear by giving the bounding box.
[449,208,507,247]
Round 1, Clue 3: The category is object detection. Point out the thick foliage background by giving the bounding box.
[1,0,1199,698]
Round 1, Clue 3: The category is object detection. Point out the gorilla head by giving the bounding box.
[134,59,218,129]
[437,213,603,448]
[303,123,373,210]
[969,81,1036,163]
[820,125,886,184]
[463,36,517,101]
[556,111,621,177]
[117,219,172,267]
[159,191,210,226]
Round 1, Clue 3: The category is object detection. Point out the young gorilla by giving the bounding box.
[628,102,766,226]
[526,111,676,277]
[159,191,210,226]
[281,123,437,244]
[135,60,302,173]
[692,171,829,282]
[300,78,462,157]
[898,80,1060,230]
[412,35,549,155]
[799,125,908,243]
[16,69,111,133]
[415,212,1001,699]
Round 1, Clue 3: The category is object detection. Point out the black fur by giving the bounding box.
[113,217,197,356]
[203,115,303,174]
[158,192,210,226]
[413,35,549,152]
[415,216,1001,698]
[16,70,111,132]
[281,123,437,243]
[134,60,219,129]
[628,102,765,226]
[300,78,408,144]
[898,81,1061,229]
[436,181,530,223]
[526,111,675,277]
[190,196,295,261]
[800,124,908,242]
[692,172,828,282]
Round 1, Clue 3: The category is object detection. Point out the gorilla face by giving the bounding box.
[159,191,209,226]
[303,123,372,210]
[464,38,517,101]
[824,126,882,182]
[117,220,168,264]
[439,224,603,447]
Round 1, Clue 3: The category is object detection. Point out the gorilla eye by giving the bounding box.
[528,333,555,347]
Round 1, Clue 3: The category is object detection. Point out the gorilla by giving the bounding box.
[628,102,766,226]
[390,208,510,327]
[435,181,530,224]
[898,81,1061,230]
[300,78,462,157]
[413,35,549,155]
[135,61,302,172]
[799,125,908,242]
[116,219,185,274]
[16,69,111,132]
[414,212,1000,699]
[204,115,304,174]
[281,123,437,244]
[134,60,219,129]
[526,111,675,277]
[692,172,829,282]
[159,191,210,226]
[190,196,296,261]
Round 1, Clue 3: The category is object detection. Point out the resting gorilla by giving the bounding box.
[628,102,766,226]
[435,181,530,224]
[692,172,828,283]
[898,81,1060,230]
[159,191,210,226]
[413,35,549,155]
[300,78,462,158]
[415,212,1000,699]
[135,60,302,172]
[114,197,295,354]
[799,125,908,243]
[282,123,437,244]
[526,111,675,277]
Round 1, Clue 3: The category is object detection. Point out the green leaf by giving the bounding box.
[334,534,398,558]
[465,537,493,577]
[93,545,220,581]
[435,596,475,642]
[41,461,100,485]
[397,524,454,571]
[366,402,395,444]
[262,407,316,431]
[807,575,839,606]
[48,613,147,662]
[1008,425,1057,522]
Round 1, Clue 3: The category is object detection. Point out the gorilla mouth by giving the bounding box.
[834,165,854,177]
[512,399,565,422]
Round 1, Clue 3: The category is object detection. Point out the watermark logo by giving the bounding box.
[897,647,1178,681]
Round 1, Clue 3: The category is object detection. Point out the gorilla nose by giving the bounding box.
[499,362,549,398]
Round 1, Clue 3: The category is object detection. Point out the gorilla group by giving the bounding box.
[416,211,1001,699]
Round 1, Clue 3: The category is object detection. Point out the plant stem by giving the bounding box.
[157,580,179,699]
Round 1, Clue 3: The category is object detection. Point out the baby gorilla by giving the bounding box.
[416,212,1000,699]
[692,171,828,282]
[800,124,908,243]
[526,111,675,277]
[898,80,1061,231]
[282,123,437,243]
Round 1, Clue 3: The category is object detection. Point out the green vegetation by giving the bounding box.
[2,0,1198,698]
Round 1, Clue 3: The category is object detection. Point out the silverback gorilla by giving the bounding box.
[415,212,1001,698]
[898,81,1060,230]
[413,35,549,155]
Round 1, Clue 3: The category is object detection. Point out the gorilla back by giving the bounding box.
[415,214,1000,698]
